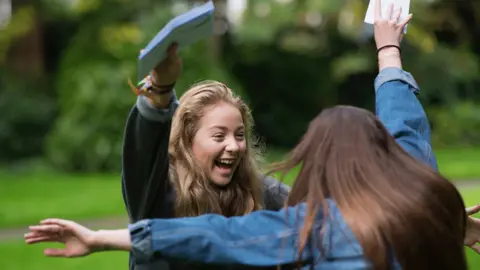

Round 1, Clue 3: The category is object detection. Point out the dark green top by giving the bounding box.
[121,95,291,270]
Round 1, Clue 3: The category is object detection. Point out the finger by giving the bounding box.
[24,231,51,240]
[466,204,480,215]
[374,0,382,20]
[469,244,480,254]
[44,248,68,257]
[40,219,79,232]
[386,3,394,21]
[40,218,72,227]
[30,224,63,234]
[166,43,179,59]
[398,13,412,29]
[392,6,402,22]
[25,235,59,245]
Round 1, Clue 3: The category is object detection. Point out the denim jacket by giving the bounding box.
[128,68,436,269]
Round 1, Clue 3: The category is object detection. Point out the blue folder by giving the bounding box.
[137,1,215,81]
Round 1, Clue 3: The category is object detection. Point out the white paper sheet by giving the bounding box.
[364,0,410,32]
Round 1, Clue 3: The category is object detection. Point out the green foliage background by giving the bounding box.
[2,0,480,172]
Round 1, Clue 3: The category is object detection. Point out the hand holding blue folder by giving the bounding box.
[137,1,215,81]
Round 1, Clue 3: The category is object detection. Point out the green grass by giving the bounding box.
[0,240,128,270]
[1,147,479,229]
[0,162,479,269]
[265,147,480,181]
[435,148,480,180]
[0,171,126,229]
[0,244,478,270]
[1,188,478,270]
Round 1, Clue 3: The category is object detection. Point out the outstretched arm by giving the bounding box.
[25,205,315,266]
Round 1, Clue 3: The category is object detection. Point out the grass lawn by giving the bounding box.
[0,242,128,270]
[1,147,479,229]
[435,147,480,180]
[0,172,126,229]
[1,187,479,270]
[0,150,479,269]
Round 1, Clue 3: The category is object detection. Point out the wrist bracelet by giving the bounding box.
[128,75,175,96]
[377,45,401,54]
[149,74,175,89]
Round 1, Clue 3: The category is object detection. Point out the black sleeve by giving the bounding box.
[261,175,291,211]
[121,95,178,223]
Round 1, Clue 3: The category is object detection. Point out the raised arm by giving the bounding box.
[374,69,437,170]
[122,44,182,223]
[121,94,178,222]
[372,8,437,170]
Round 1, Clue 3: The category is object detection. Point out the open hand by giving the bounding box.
[373,0,412,49]
[465,205,480,254]
[24,219,98,258]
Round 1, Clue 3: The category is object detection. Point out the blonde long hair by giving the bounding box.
[169,80,263,217]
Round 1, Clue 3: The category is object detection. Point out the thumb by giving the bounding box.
[466,204,480,216]
[398,13,412,31]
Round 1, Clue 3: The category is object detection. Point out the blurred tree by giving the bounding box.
[45,0,244,172]
[218,0,480,147]
[0,0,56,164]
[2,0,480,170]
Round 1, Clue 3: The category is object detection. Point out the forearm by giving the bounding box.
[146,93,173,108]
[128,206,312,265]
[378,47,402,71]
[374,69,437,169]
[136,94,178,123]
[94,229,132,252]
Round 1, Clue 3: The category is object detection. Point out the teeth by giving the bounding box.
[218,160,234,165]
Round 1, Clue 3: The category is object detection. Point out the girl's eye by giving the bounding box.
[213,134,225,141]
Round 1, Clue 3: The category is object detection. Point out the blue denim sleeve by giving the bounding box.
[374,67,438,170]
[129,204,315,266]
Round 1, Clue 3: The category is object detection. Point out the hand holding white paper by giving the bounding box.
[364,0,410,33]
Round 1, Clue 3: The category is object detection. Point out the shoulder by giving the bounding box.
[260,175,290,211]
[262,175,291,193]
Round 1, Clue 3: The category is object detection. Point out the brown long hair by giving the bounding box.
[169,80,263,217]
[269,106,466,269]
